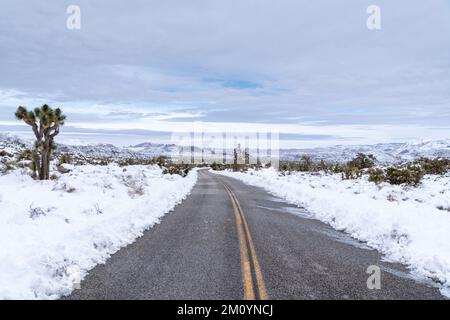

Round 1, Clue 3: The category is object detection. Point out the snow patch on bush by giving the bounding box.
[0,164,197,299]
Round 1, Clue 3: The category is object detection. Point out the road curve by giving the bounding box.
[66,169,443,300]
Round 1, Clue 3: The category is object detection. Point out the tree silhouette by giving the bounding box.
[15,104,66,180]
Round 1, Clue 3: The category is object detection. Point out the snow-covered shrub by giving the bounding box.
[347,153,376,170]
[341,166,362,180]
[29,205,55,219]
[368,167,385,184]
[162,165,191,177]
[417,158,450,175]
[58,154,73,165]
[386,165,424,186]
[122,175,146,198]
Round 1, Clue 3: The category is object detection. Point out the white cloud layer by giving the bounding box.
[0,0,449,145]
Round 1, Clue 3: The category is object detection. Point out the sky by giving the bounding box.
[0,0,449,148]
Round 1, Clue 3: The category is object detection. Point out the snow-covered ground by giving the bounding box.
[0,164,197,299]
[214,168,450,297]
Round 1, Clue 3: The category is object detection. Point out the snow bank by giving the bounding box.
[214,168,450,296]
[0,164,197,299]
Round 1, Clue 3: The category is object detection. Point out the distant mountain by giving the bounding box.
[0,133,29,155]
[1,133,449,165]
[280,140,450,164]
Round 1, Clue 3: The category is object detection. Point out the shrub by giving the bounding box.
[341,166,362,180]
[29,206,46,219]
[210,162,225,171]
[368,168,385,184]
[417,158,449,175]
[332,163,345,174]
[298,155,314,171]
[0,160,17,173]
[156,155,167,167]
[59,153,73,164]
[118,158,151,166]
[278,157,333,173]
[347,153,376,170]
[98,159,110,166]
[162,164,191,177]
[386,165,424,186]
[16,149,33,161]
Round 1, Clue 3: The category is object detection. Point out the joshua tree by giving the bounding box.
[15,104,66,180]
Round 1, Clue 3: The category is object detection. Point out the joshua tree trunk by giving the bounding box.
[37,135,53,180]
[31,148,41,180]
[40,146,49,180]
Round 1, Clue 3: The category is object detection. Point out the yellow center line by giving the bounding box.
[223,184,255,300]
[223,182,268,300]
[228,187,268,300]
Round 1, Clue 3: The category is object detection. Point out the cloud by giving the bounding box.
[0,0,449,145]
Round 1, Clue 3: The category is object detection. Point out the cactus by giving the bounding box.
[15,104,66,180]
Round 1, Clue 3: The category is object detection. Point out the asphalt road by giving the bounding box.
[66,169,443,300]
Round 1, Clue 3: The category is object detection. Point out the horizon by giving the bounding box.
[2,130,448,150]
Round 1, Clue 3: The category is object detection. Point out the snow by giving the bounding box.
[280,139,450,164]
[214,168,450,296]
[0,164,197,299]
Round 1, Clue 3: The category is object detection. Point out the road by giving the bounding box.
[66,169,443,300]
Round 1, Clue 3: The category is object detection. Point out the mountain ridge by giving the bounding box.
[1,133,449,164]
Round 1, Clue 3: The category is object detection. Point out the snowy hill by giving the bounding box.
[0,133,29,155]
[280,140,450,164]
[1,133,449,165]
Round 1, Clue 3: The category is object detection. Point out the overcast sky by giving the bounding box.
[0,0,449,147]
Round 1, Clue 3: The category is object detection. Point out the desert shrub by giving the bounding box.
[347,153,376,170]
[29,206,46,219]
[155,155,167,167]
[278,157,333,173]
[208,161,261,172]
[341,166,362,180]
[98,159,111,166]
[118,158,151,166]
[127,180,145,197]
[332,163,345,174]
[162,164,191,177]
[210,162,225,171]
[52,182,76,193]
[298,155,314,171]
[417,158,449,175]
[59,153,73,164]
[386,165,424,186]
[368,168,385,184]
[3,160,18,172]
[16,149,33,161]
[317,159,330,171]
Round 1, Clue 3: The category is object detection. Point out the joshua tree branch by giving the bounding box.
[50,127,60,138]
[30,122,40,140]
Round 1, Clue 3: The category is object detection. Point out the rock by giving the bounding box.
[57,164,72,174]
[0,150,12,157]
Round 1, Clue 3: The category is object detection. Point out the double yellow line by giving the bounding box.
[222,182,268,300]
